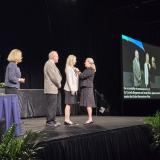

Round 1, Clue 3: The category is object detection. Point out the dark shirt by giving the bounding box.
[5,62,21,89]
[150,67,156,83]
[79,68,95,88]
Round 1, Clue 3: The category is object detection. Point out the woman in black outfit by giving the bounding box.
[150,56,156,86]
[79,58,96,124]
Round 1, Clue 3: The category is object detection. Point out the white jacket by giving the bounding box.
[144,62,150,87]
[64,66,79,92]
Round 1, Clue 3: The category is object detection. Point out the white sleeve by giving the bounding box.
[65,67,74,91]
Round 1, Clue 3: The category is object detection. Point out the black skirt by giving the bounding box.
[80,87,96,108]
[64,91,77,105]
[5,87,18,94]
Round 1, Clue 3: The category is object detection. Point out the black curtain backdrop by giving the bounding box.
[0,0,160,115]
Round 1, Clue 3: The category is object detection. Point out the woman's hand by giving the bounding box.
[71,91,76,95]
[74,68,81,75]
[18,78,25,83]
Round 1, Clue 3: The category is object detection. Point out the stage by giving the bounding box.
[22,116,152,160]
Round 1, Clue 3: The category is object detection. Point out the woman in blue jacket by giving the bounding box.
[5,49,25,94]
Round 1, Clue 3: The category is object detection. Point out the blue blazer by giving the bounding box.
[5,62,21,89]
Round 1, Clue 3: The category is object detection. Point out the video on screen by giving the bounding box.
[122,34,160,99]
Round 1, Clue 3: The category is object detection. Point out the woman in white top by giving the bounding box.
[64,55,79,125]
[144,53,151,87]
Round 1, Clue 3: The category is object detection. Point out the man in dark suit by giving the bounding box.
[133,50,141,87]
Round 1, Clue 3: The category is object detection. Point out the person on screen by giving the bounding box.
[5,49,25,94]
[144,53,151,87]
[64,55,79,125]
[150,56,156,85]
[133,50,141,87]
[44,51,62,127]
[79,58,96,124]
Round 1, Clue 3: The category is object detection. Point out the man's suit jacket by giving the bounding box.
[44,59,62,94]
[133,58,141,87]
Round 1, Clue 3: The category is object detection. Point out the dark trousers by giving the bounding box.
[46,94,58,123]
[5,87,18,94]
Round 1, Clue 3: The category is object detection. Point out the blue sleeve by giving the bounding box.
[8,66,19,84]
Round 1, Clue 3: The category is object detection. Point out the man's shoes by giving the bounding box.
[54,121,61,127]
[46,121,61,127]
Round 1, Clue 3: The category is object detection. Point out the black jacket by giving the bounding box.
[79,68,95,88]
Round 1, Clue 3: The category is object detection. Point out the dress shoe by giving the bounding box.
[46,121,61,127]
[64,121,73,125]
[84,121,94,125]
[54,121,61,127]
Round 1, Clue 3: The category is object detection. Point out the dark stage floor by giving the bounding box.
[22,116,145,141]
[22,116,151,160]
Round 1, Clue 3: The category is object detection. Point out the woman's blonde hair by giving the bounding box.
[65,55,76,71]
[151,56,156,69]
[7,49,22,63]
[86,57,96,72]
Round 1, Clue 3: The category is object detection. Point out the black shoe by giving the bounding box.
[46,122,54,127]
[64,121,73,125]
[84,121,94,125]
[46,121,61,127]
[54,121,61,127]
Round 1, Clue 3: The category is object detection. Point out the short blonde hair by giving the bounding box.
[65,55,76,69]
[86,57,96,72]
[7,49,22,63]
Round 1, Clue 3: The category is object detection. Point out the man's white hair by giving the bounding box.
[48,51,57,59]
